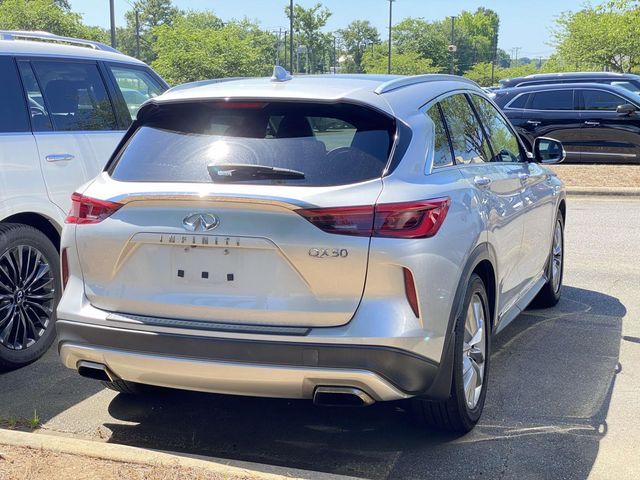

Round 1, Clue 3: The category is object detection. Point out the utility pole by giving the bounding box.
[289,0,294,73]
[491,29,497,85]
[109,0,116,48]
[387,0,395,74]
[333,35,337,74]
[511,47,521,67]
[134,10,140,58]
[449,16,456,75]
[284,31,288,68]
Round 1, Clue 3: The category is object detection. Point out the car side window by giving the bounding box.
[17,61,53,132]
[470,95,524,163]
[31,60,117,131]
[426,104,454,168]
[108,65,164,124]
[0,57,30,133]
[507,93,530,109]
[580,89,626,111]
[439,94,491,164]
[528,90,574,111]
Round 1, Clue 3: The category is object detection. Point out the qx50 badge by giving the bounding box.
[309,248,349,258]
[183,213,220,232]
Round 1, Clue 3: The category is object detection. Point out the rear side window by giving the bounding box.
[528,90,574,111]
[580,89,626,111]
[425,104,454,168]
[439,94,491,164]
[507,93,530,109]
[470,95,524,163]
[31,61,117,131]
[110,102,395,186]
[0,57,29,133]
[108,65,164,123]
[17,61,52,132]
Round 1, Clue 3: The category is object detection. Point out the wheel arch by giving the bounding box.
[420,242,498,400]
[1,212,61,252]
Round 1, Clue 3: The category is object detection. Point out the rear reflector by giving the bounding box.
[403,267,420,318]
[66,192,123,224]
[296,197,450,239]
[61,247,69,289]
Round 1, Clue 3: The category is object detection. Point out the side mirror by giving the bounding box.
[616,103,637,115]
[533,137,565,164]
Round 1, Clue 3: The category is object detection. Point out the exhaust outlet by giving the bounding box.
[77,361,117,382]
[313,386,375,407]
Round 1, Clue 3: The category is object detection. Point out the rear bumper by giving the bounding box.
[57,319,441,401]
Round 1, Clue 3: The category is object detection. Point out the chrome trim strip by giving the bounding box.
[107,311,311,336]
[110,192,309,210]
[573,151,637,158]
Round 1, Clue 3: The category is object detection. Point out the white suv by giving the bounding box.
[0,31,167,368]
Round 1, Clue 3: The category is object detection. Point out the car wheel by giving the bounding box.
[0,224,61,370]
[411,273,490,433]
[532,214,564,308]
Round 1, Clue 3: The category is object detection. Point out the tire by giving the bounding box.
[101,379,147,395]
[0,224,61,370]
[411,273,491,433]
[532,214,564,308]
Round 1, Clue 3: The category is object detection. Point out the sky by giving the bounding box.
[69,0,596,59]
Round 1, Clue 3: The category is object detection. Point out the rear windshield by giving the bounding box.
[109,101,395,186]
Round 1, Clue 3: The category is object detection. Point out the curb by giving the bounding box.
[566,187,640,197]
[0,429,356,480]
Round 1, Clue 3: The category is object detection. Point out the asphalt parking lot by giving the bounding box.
[1,196,639,479]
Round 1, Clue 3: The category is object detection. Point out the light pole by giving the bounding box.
[387,0,395,74]
[449,16,456,75]
[109,0,116,48]
[289,0,294,73]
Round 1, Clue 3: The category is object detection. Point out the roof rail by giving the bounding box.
[375,74,479,95]
[0,30,120,53]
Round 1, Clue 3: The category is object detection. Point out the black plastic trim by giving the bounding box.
[57,320,440,395]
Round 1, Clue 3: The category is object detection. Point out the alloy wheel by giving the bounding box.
[0,245,55,350]
[551,220,563,294]
[462,293,486,409]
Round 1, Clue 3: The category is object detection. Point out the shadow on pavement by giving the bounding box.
[100,284,624,479]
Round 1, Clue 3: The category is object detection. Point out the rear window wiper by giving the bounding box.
[208,163,305,182]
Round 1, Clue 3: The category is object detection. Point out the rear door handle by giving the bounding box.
[584,121,600,126]
[527,120,541,126]
[45,153,75,162]
[473,176,492,189]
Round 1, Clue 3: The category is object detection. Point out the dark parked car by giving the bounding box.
[494,83,640,163]
[499,72,640,95]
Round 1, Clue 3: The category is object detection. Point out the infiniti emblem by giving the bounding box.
[183,213,220,232]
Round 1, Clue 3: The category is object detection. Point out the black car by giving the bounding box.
[493,83,640,163]
[499,72,640,95]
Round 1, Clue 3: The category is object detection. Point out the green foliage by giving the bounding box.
[362,44,440,75]
[285,2,332,73]
[338,20,380,73]
[151,13,275,85]
[464,62,541,86]
[0,0,105,40]
[553,0,640,72]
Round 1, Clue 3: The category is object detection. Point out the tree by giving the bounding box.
[338,20,380,73]
[119,0,181,62]
[0,0,105,40]
[362,44,440,75]
[285,2,331,73]
[453,8,500,73]
[151,12,275,85]
[553,0,640,72]
[464,62,538,86]
[393,18,449,72]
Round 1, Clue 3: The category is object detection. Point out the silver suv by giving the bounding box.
[57,71,566,432]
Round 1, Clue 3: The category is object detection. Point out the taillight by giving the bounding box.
[403,267,420,317]
[61,247,69,289]
[65,192,123,224]
[296,197,450,239]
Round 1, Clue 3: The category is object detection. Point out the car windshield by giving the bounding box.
[610,81,640,95]
[110,101,395,186]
